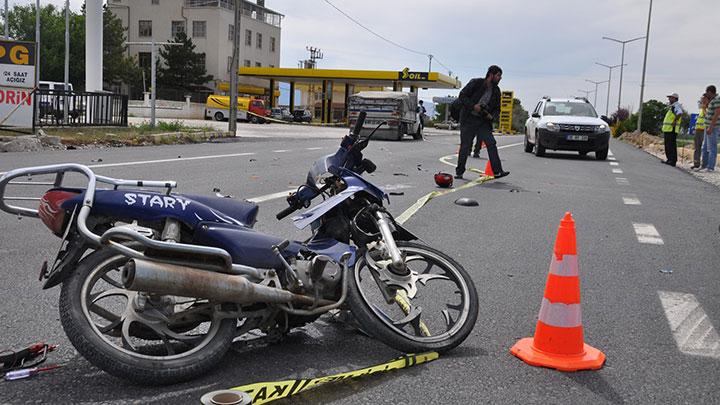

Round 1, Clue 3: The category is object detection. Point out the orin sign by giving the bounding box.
[0,40,36,127]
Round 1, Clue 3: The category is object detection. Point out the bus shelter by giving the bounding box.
[237,67,461,123]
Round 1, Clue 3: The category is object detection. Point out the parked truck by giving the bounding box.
[347,91,423,141]
[205,95,269,123]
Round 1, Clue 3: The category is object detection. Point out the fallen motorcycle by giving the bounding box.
[0,112,478,385]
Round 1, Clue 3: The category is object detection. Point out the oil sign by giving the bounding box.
[0,40,36,127]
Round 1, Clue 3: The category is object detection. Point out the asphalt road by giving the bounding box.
[0,128,718,404]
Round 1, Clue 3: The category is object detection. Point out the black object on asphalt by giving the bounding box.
[454,197,479,207]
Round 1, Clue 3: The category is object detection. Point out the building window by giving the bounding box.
[228,24,234,41]
[193,21,206,38]
[256,33,262,49]
[245,29,252,46]
[255,62,261,67]
[171,21,185,37]
[138,52,151,69]
[198,53,206,71]
[270,37,276,52]
[243,59,251,67]
[139,20,152,37]
[151,0,159,4]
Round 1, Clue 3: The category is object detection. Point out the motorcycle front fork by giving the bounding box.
[374,210,406,273]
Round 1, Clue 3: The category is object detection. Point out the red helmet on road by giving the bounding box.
[434,172,453,188]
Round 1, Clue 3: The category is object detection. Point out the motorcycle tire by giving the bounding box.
[347,241,478,353]
[59,248,236,385]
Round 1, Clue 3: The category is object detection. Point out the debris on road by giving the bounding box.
[454,197,479,207]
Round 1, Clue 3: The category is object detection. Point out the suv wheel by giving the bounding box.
[534,131,546,157]
[595,147,608,160]
[524,131,534,153]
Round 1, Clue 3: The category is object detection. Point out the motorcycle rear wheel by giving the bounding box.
[347,241,478,353]
[59,248,236,385]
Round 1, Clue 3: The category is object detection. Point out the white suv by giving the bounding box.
[524,97,611,160]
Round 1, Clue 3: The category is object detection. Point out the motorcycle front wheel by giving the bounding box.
[347,241,479,353]
[59,248,236,385]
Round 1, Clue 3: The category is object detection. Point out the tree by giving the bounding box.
[157,32,213,92]
[613,99,669,136]
[103,6,142,91]
[511,98,529,133]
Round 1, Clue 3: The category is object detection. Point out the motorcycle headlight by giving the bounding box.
[545,122,559,132]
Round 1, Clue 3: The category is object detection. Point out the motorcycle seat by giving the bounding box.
[183,194,259,227]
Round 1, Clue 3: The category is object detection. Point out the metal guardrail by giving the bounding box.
[34,89,128,128]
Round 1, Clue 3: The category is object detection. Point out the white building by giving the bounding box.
[108,0,282,94]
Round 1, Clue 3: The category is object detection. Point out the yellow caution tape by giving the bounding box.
[394,290,431,337]
[395,174,493,225]
[221,352,439,404]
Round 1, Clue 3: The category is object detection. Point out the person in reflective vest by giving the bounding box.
[692,95,708,169]
[661,92,684,167]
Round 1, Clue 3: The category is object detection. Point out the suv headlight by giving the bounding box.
[596,123,608,133]
[545,122,559,132]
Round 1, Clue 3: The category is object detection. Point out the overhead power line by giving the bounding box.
[322,0,453,75]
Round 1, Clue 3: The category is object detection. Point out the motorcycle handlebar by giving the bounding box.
[352,111,367,138]
[276,205,298,220]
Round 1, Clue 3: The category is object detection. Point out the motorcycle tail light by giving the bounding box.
[38,190,78,236]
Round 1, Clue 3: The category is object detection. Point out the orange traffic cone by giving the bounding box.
[484,161,495,177]
[510,212,605,371]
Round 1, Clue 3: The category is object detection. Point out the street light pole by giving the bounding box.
[586,79,609,109]
[578,89,593,99]
[602,35,645,111]
[428,54,433,72]
[63,0,69,125]
[637,0,653,133]
[127,40,182,128]
[4,0,8,38]
[35,0,40,82]
[595,62,624,116]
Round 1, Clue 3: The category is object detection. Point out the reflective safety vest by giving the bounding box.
[662,105,680,133]
[696,108,706,131]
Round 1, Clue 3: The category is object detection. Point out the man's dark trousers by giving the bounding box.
[457,121,502,176]
[663,131,677,165]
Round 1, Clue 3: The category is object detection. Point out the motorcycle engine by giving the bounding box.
[293,257,342,297]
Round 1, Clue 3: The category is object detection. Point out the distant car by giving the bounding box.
[524,97,611,160]
[270,108,284,120]
[292,109,312,123]
[281,108,293,121]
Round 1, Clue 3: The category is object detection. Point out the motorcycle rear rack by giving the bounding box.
[0,163,264,279]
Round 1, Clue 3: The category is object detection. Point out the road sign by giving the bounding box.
[0,40,36,128]
[499,90,514,134]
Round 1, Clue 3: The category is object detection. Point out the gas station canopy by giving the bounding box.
[238,67,462,89]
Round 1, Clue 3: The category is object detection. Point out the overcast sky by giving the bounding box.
[12,0,720,113]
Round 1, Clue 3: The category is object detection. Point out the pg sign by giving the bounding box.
[0,40,36,128]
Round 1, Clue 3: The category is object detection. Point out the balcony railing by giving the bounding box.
[183,0,282,27]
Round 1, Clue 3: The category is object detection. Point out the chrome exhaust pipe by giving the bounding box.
[121,259,319,306]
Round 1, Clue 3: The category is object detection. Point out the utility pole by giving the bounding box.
[126,40,182,128]
[228,0,240,134]
[428,54,433,72]
[63,0,70,125]
[35,0,40,82]
[602,35,645,111]
[4,0,8,38]
[595,62,625,116]
[637,0,653,133]
[585,79,609,108]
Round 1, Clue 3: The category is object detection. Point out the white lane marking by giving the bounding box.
[633,223,664,245]
[608,150,614,156]
[622,194,641,205]
[306,147,323,150]
[381,184,414,191]
[615,177,629,185]
[84,152,257,169]
[608,157,617,161]
[612,168,624,174]
[659,291,720,360]
[246,189,294,203]
[609,162,619,166]
[273,149,290,153]
[439,142,524,167]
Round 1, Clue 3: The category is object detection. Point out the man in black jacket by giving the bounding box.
[455,65,509,179]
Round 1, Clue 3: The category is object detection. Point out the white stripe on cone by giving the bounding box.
[549,254,579,277]
[538,297,582,328]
